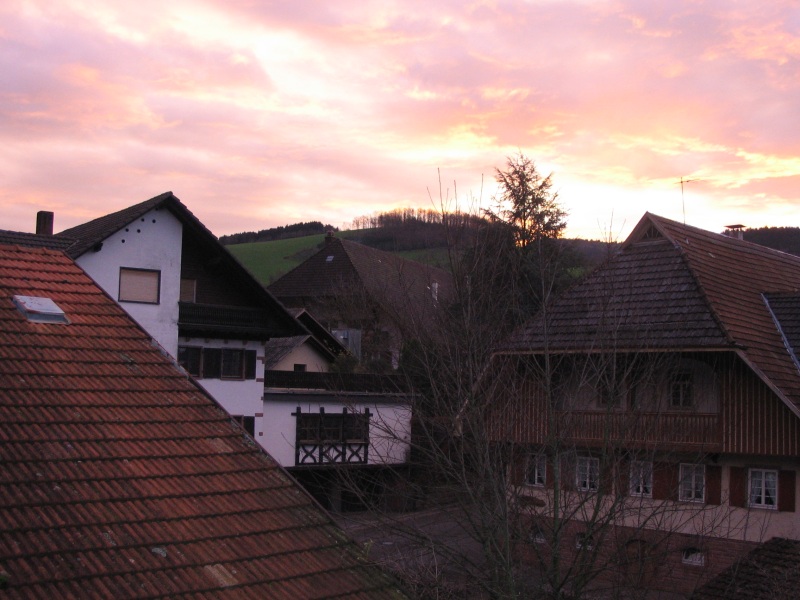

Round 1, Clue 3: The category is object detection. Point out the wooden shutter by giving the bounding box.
[729,467,746,507]
[600,458,613,495]
[779,470,796,512]
[203,348,222,379]
[653,463,679,501]
[245,350,257,380]
[509,446,525,486]
[706,466,721,505]
[546,455,555,488]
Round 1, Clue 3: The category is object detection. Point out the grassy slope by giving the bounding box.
[227,230,454,285]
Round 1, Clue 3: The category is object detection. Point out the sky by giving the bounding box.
[1,1,798,241]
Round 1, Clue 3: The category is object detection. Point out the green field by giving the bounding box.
[226,230,453,285]
[227,234,327,285]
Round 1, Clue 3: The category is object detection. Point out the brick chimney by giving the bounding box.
[36,211,54,236]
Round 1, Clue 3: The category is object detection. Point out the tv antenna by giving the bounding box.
[677,177,700,224]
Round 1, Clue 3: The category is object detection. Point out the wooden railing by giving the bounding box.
[264,370,407,393]
[178,302,282,337]
[553,411,720,450]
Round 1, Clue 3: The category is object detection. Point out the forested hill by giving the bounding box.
[219,221,337,245]
[743,227,800,256]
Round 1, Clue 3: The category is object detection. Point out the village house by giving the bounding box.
[269,232,453,370]
[488,213,800,596]
[0,242,407,598]
[1,194,413,510]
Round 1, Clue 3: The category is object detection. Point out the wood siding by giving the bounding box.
[722,358,800,456]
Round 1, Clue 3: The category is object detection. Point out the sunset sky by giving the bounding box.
[1,1,798,241]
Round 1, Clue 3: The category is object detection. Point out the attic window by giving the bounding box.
[13,295,69,324]
[326,255,334,262]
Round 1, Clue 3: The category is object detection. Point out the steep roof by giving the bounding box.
[692,537,800,599]
[0,244,405,599]
[55,192,304,338]
[270,236,452,331]
[499,212,800,413]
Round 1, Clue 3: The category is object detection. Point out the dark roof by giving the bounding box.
[270,236,453,331]
[288,307,349,357]
[0,243,406,599]
[499,213,800,413]
[56,192,304,338]
[692,537,800,599]
[0,228,75,251]
[56,192,174,258]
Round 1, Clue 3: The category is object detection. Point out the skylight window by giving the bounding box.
[13,295,69,324]
[326,255,334,262]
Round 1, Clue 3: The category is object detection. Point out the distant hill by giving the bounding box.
[742,227,800,256]
[223,216,800,286]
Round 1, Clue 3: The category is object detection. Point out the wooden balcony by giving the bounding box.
[264,370,407,393]
[553,411,721,451]
[178,302,284,338]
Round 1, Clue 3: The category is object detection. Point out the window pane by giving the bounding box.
[119,268,160,303]
[221,349,244,379]
[179,278,196,302]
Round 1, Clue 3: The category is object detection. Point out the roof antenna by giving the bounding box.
[677,177,700,224]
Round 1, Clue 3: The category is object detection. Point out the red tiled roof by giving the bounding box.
[0,244,406,599]
[499,213,800,414]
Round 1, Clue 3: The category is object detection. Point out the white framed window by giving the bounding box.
[681,547,705,567]
[526,453,546,487]
[119,268,160,304]
[749,468,778,509]
[679,464,705,502]
[630,461,653,497]
[576,457,599,491]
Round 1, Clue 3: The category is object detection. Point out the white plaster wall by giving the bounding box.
[272,343,330,372]
[76,208,182,357]
[260,396,411,468]
[186,337,265,417]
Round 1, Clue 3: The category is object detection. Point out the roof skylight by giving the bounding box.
[13,295,69,324]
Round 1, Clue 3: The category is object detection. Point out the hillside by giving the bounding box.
[225,219,800,286]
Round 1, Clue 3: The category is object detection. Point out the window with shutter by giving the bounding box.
[119,268,160,304]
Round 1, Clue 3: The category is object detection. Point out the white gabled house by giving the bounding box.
[9,194,413,510]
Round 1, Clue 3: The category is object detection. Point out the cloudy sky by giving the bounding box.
[1,1,798,241]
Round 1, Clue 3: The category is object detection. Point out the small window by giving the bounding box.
[293,363,307,372]
[529,524,546,545]
[681,548,705,567]
[630,461,653,497]
[749,469,778,509]
[178,346,202,377]
[119,268,160,304]
[679,464,705,502]
[576,533,594,550]
[180,278,197,302]
[221,349,244,379]
[231,415,255,437]
[576,457,600,492]
[670,372,693,408]
[526,453,547,487]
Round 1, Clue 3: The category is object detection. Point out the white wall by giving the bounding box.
[185,337,265,417]
[76,208,182,357]
[260,394,411,468]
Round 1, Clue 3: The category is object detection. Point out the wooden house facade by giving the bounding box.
[488,213,800,596]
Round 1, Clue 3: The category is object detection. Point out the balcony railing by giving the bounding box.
[264,370,407,393]
[178,302,285,338]
[553,411,720,451]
